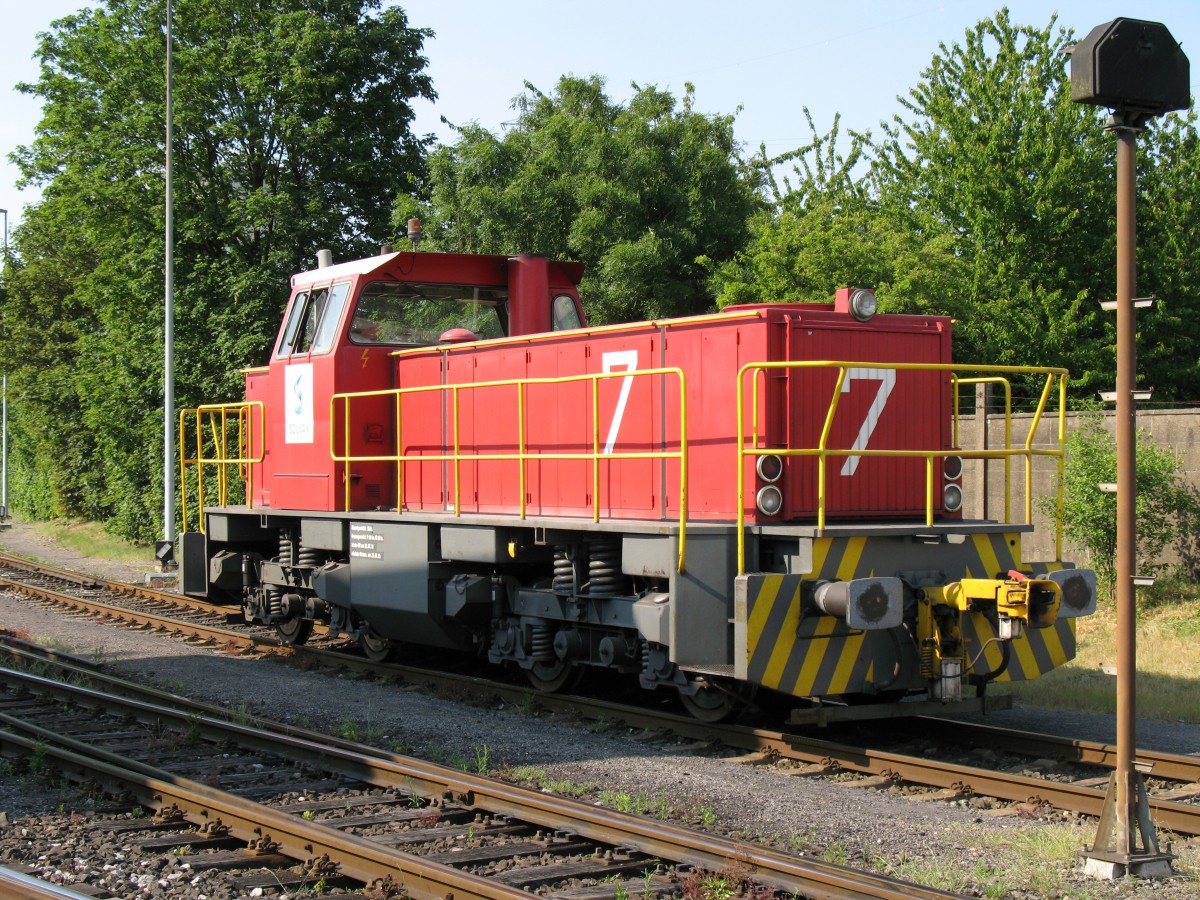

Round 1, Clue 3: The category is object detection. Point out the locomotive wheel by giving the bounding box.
[525,659,581,693]
[679,677,753,723]
[275,616,314,646]
[358,629,397,663]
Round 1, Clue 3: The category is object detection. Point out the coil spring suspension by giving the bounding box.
[267,530,296,618]
[529,624,555,661]
[297,546,322,569]
[552,545,574,595]
[587,539,622,596]
[920,640,937,680]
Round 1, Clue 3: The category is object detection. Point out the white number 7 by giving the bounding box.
[840,367,896,476]
[601,350,638,455]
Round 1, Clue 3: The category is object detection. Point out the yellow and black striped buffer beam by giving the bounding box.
[734,532,1078,698]
[961,615,1077,681]
[735,572,899,697]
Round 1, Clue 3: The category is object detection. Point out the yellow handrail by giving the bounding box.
[331,368,690,572]
[736,361,1069,573]
[178,402,264,534]
[953,376,1013,522]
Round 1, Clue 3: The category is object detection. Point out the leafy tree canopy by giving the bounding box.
[401,75,764,323]
[3,0,434,539]
[876,10,1117,388]
[711,9,1200,403]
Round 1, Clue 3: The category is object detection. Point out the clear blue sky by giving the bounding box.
[2,1,1199,241]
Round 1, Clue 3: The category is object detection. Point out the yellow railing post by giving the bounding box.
[591,378,601,523]
[178,402,264,535]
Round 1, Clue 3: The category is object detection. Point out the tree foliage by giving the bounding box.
[711,11,1200,406]
[875,10,1118,388]
[1045,415,1192,588]
[1136,110,1200,401]
[2,0,434,539]
[707,112,966,313]
[404,75,763,323]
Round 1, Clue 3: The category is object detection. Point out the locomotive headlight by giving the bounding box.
[756,454,783,483]
[848,288,878,322]
[756,485,784,516]
[943,455,963,481]
[943,482,963,513]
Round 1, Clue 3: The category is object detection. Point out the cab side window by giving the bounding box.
[552,294,583,331]
[297,288,330,353]
[275,282,351,357]
[312,282,351,353]
[276,291,310,357]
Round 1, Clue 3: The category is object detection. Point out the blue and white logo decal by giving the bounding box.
[285,362,314,444]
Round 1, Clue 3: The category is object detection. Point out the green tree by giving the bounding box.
[3,0,434,539]
[707,111,966,313]
[875,10,1117,389]
[1136,110,1200,402]
[1046,414,1190,589]
[406,75,763,323]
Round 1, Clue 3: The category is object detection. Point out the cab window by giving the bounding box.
[552,294,583,331]
[312,282,351,353]
[350,281,507,345]
[275,281,351,356]
[276,290,310,357]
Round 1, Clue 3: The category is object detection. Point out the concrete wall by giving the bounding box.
[959,397,1200,566]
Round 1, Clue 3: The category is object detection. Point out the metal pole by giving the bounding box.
[163,0,176,561]
[2,374,7,520]
[1113,123,1137,852]
[2,209,8,522]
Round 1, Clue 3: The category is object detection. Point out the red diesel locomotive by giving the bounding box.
[178,241,1096,721]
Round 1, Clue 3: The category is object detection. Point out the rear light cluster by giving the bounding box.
[756,454,784,517]
[752,453,963,518]
[943,455,963,514]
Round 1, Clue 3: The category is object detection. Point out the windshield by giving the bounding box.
[349,281,507,345]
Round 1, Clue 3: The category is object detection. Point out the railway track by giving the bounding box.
[0,656,957,899]
[3,550,1200,838]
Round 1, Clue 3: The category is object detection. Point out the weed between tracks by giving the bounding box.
[870,821,1200,898]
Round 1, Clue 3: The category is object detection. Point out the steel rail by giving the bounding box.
[0,574,278,654]
[913,716,1200,785]
[0,665,958,900]
[0,718,532,900]
[0,867,100,899]
[0,549,238,616]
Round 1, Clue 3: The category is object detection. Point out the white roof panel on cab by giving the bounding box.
[290,252,401,289]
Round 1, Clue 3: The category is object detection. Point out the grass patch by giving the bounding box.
[501,765,599,798]
[27,519,152,566]
[1000,578,1200,722]
[881,822,1199,898]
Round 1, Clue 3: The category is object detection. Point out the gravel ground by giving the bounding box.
[1,520,1198,898]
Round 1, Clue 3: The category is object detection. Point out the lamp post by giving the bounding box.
[2,208,8,523]
[1071,17,1188,880]
[156,0,177,569]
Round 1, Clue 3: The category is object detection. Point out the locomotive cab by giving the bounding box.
[246,251,585,513]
